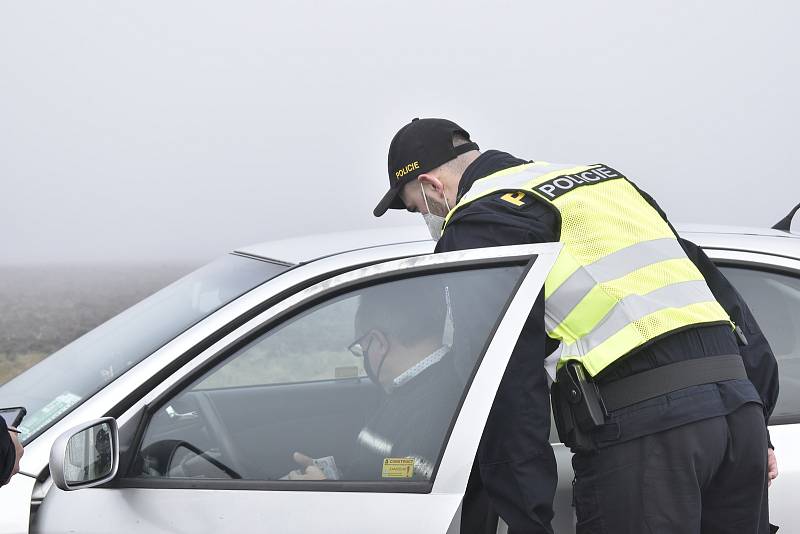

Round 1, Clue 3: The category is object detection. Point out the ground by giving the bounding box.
[0,263,194,384]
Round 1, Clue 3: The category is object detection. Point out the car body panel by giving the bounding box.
[0,475,35,533]
[32,244,562,534]
[35,489,464,534]
[1,224,798,533]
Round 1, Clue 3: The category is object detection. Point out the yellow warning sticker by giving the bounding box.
[381,458,414,479]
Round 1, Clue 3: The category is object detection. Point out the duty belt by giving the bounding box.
[597,353,748,413]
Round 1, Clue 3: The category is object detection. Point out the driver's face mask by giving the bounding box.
[420,182,451,241]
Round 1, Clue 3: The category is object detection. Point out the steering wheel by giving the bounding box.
[172,441,242,479]
[193,393,249,478]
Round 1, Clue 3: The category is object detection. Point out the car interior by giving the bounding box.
[129,266,524,483]
[135,377,380,480]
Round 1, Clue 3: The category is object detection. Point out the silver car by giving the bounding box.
[0,224,797,534]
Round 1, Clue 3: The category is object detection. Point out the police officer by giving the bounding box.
[372,118,780,533]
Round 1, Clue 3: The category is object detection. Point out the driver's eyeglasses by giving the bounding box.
[348,332,372,359]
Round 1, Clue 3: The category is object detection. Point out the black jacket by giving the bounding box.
[347,354,463,481]
[0,417,15,484]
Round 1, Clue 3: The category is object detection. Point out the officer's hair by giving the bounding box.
[434,134,478,178]
[452,133,471,147]
[355,277,447,347]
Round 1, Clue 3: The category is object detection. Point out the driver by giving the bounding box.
[287,278,462,481]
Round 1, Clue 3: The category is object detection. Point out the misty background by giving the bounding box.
[1,1,799,378]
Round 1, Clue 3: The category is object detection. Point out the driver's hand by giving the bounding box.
[286,452,326,480]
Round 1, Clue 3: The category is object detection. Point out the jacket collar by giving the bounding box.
[457,150,530,202]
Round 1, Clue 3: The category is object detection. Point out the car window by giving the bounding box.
[195,294,366,388]
[0,254,287,443]
[720,266,800,421]
[130,265,525,485]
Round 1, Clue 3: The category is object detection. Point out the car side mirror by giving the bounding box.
[49,418,119,491]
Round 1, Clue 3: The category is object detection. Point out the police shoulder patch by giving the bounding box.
[498,191,531,209]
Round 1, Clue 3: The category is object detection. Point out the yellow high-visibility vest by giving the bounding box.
[443,162,732,377]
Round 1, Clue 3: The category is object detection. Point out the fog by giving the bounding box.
[2,1,798,265]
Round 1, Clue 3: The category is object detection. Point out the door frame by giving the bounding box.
[110,243,561,494]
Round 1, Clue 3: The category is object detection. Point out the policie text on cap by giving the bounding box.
[373,118,478,217]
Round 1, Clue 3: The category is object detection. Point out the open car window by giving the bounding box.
[129,265,527,485]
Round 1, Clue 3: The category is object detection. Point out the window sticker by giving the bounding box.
[18,392,82,438]
[381,458,414,479]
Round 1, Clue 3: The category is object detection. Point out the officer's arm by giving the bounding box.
[680,238,780,429]
[435,198,562,358]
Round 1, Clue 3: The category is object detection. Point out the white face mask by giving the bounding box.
[420,183,451,241]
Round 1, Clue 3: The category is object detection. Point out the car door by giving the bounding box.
[33,243,561,534]
[708,248,800,529]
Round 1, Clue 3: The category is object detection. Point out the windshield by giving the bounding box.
[0,254,288,443]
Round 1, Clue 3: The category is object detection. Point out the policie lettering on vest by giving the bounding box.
[535,165,623,200]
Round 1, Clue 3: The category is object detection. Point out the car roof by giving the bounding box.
[678,224,800,260]
[236,223,800,265]
[236,226,433,264]
[677,223,798,239]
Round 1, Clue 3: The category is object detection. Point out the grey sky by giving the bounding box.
[2,1,798,265]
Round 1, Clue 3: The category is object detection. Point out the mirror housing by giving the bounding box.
[49,417,119,491]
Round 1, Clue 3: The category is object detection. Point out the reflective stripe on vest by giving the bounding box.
[443,162,731,376]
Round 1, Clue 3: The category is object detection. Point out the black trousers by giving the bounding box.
[572,403,770,534]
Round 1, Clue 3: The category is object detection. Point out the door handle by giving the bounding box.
[165,405,199,421]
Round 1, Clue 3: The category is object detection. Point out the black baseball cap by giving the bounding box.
[373,118,479,217]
